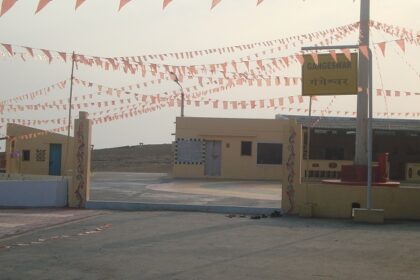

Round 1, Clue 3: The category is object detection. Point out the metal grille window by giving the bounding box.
[257,143,283,164]
[241,141,252,156]
[36,149,46,162]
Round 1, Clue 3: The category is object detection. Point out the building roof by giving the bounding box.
[278,115,420,132]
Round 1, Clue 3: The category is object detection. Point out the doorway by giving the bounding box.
[205,141,222,176]
[49,144,62,176]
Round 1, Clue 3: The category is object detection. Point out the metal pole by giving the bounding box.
[67,52,75,138]
[355,0,370,165]
[306,96,313,178]
[367,48,373,209]
[169,72,185,117]
[180,84,185,117]
[63,52,75,178]
[304,96,313,203]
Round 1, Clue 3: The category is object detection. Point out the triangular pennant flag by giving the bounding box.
[25,47,34,57]
[329,50,337,62]
[341,48,352,61]
[377,42,386,56]
[1,43,13,56]
[41,49,53,63]
[35,0,52,14]
[256,0,264,5]
[75,0,86,10]
[295,54,304,65]
[211,0,221,9]
[162,0,172,10]
[58,52,67,62]
[310,52,319,65]
[282,57,289,67]
[395,39,405,52]
[119,0,131,11]
[243,60,249,71]
[0,0,18,17]
[359,45,369,59]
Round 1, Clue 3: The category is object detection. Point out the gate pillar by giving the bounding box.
[68,111,92,208]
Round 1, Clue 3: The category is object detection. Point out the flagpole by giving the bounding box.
[305,96,313,203]
[63,52,75,178]
[67,52,75,139]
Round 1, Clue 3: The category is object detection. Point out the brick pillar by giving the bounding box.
[68,111,92,208]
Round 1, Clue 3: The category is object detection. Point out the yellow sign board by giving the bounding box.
[302,53,358,96]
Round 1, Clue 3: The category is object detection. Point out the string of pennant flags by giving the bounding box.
[0,72,303,111]
[0,23,359,82]
[0,22,358,63]
[2,81,420,115]
[4,73,420,127]
[0,79,68,105]
[1,28,417,84]
[1,0,337,17]
[11,95,420,141]
[1,16,420,140]
[370,20,420,46]
[1,93,311,126]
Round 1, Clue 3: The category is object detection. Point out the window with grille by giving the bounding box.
[36,149,46,162]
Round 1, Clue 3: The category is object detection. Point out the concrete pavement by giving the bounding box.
[91,172,282,207]
[0,209,104,240]
[1,210,420,280]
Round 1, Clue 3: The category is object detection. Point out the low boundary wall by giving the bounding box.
[284,183,420,220]
[0,176,68,207]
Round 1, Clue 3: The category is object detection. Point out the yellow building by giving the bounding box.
[5,123,74,176]
[173,117,302,181]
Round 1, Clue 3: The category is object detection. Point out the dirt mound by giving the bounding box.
[92,144,172,173]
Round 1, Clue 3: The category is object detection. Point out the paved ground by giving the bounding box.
[91,172,282,207]
[1,210,420,280]
[0,209,104,239]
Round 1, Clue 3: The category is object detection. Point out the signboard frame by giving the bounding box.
[302,53,358,96]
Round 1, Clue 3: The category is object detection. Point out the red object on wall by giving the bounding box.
[377,153,389,183]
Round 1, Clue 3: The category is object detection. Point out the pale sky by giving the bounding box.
[0,0,419,150]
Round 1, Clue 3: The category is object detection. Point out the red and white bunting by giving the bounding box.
[211,0,222,10]
[359,45,369,59]
[25,47,34,57]
[75,0,86,10]
[329,50,337,62]
[119,0,131,11]
[41,49,53,63]
[341,48,352,61]
[162,0,172,10]
[377,41,386,56]
[0,0,18,17]
[1,43,13,56]
[295,54,304,65]
[35,0,52,14]
[310,52,319,65]
[396,39,406,52]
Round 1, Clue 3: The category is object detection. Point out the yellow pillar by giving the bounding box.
[68,111,92,208]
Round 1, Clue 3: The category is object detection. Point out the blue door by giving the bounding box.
[49,144,62,176]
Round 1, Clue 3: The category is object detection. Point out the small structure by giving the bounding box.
[0,112,92,208]
[5,123,74,176]
[283,115,420,181]
[173,117,302,181]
